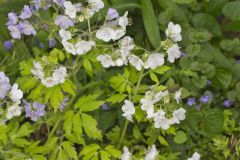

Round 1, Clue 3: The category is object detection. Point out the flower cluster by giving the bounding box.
[6,5,36,39]
[24,101,46,121]
[0,72,23,120]
[31,61,67,87]
[97,21,182,71]
[122,145,158,160]
[122,87,186,130]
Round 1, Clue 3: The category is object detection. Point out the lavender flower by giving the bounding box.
[102,103,109,110]
[107,8,119,20]
[200,95,211,104]
[75,3,82,12]
[224,99,233,108]
[0,72,11,99]
[49,38,56,48]
[187,97,195,107]
[19,5,32,19]
[18,21,36,36]
[55,15,74,29]
[59,98,69,112]
[8,25,21,39]
[25,101,45,121]
[34,0,52,10]
[196,105,201,111]
[7,12,18,25]
[53,0,65,7]
[237,59,240,64]
[4,40,13,50]
[207,80,212,86]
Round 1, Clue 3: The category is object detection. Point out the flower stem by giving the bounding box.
[117,69,144,149]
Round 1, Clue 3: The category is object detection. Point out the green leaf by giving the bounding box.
[150,72,159,84]
[153,66,171,74]
[173,131,187,144]
[62,141,78,160]
[81,113,102,140]
[74,95,104,112]
[192,13,221,37]
[60,79,76,96]
[140,0,161,49]
[106,94,127,104]
[222,1,240,22]
[100,151,111,160]
[79,144,100,157]
[83,58,93,77]
[105,146,122,158]
[212,68,232,89]
[172,0,194,4]
[63,111,74,135]
[187,109,224,138]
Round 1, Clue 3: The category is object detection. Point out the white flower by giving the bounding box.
[96,27,116,42]
[122,100,135,122]
[62,41,76,55]
[0,72,11,99]
[165,22,182,42]
[118,12,128,29]
[188,152,200,160]
[167,44,181,63]
[75,40,95,55]
[140,98,154,118]
[120,36,134,56]
[144,53,165,70]
[153,110,172,130]
[175,88,182,104]
[9,84,23,104]
[31,61,44,79]
[59,29,72,42]
[145,145,158,160]
[41,77,58,88]
[88,0,104,13]
[64,1,77,19]
[172,108,186,124]
[128,55,144,71]
[112,28,126,41]
[153,90,169,103]
[6,104,22,119]
[122,146,131,160]
[97,54,115,68]
[52,67,67,84]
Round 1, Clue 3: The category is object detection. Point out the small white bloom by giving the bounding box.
[115,58,125,66]
[175,88,182,104]
[172,108,186,124]
[120,36,134,56]
[118,12,128,29]
[62,41,76,55]
[59,29,72,42]
[153,90,169,103]
[112,28,126,41]
[140,98,155,118]
[31,61,44,79]
[128,55,144,71]
[64,1,77,19]
[88,0,104,13]
[41,77,58,88]
[153,110,171,130]
[6,104,22,119]
[9,84,23,104]
[52,67,67,84]
[167,44,181,63]
[165,22,182,42]
[96,27,116,42]
[121,146,131,160]
[97,54,115,68]
[122,100,135,122]
[145,145,158,160]
[188,152,200,160]
[75,40,95,55]
[144,53,165,70]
